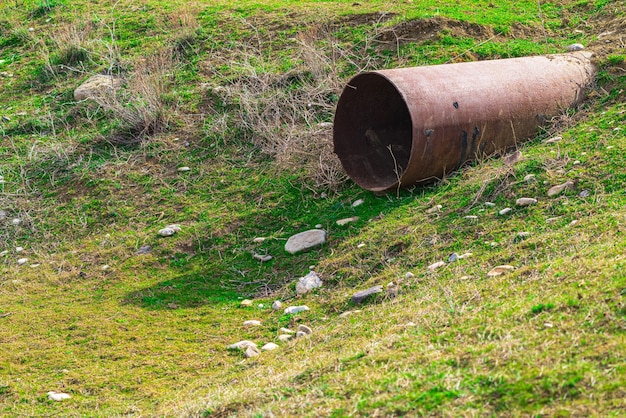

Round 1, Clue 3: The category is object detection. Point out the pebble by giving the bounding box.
[47,392,71,401]
[136,245,152,255]
[278,334,293,342]
[352,199,365,207]
[464,215,478,220]
[318,122,333,128]
[298,324,313,335]
[516,232,531,240]
[279,327,295,334]
[11,218,21,226]
[339,310,362,317]
[523,174,535,182]
[101,264,110,270]
[285,229,327,254]
[244,346,260,358]
[243,320,262,326]
[567,43,585,52]
[487,265,515,277]
[426,204,442,214]
[516,197,538,207]
[428,261,445,271]
[504,150,523,165]
[177,166,191,172]
[315,224,323,229]
[545,136,562,144]
[499,208,512,216]
[261,342,279,351]
[357,243,366,248]
[158,224,181,237]
[284,305,310,314]
[351,286,383,304]
[547,180,574,197]
[405,272,415,279]
[15,247,24,252]
[0,250,8,256]
[272,300,283,310]
[252,253,273,262]
[240,299,253,307]
[295,271,323,295]
[227,340,257,350]
[458,252,473,259]
[485,202,496,207]
[253,237,266,243]
[17,258,28,265]
[0,210,5,220]
[336,216,359,226]
[448,253,459,262]
[295,331,307,338]
[579,190,590,198]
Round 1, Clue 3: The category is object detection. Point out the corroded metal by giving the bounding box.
[333,52,596,192]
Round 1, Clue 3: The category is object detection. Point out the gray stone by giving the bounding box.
[278,334,293,342]
[499,208,512,216]
[448,253,459,263]
[548,180,575,197]
[137,245,151,255]
[298,325,313,335]
[579,190,590,198]
[295,271,322,295]
[567,43,585,52]
[295,331,307,338]
[272,300,283,310]
[244,345,260,358]
[227,340,257,350]
[284,305,309,314]
[336,216,359,226]
[516,197,538,207]
[261,342,279,351]
[351,286,383,304]
[253,253,273,262]
[74,74,123,102]
[285,229,327,254]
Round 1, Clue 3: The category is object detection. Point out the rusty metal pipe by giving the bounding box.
[333,52,596,192]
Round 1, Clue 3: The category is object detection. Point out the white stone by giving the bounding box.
[243,320,261,326]
[177,166,191,172]
[548,180,574,197]
[352,199,365,207]
[278,334,293,342]
[0,250,8,256]
[11,218,20,226]
[357,243,366,248]
[227,340,257,350]
[244,345,260,358]
[158,227,176,237]
[261,342,279,351]
[240,299,252,307]
[428,261,445,271]
[516,198,538,206]
[253,253,273,262]
[284,305,310,314]
[295,331,307,338]
[295,271,322,295]
[15,247,24,253]
[464,215,478,220]
[523,174,535,182]
[74,74,123,101]
[487,265,515,277]
[546,136,562,144]
[48,392,71,401]
[458,252,473,259]
[426,204,442,214]
[285,230,326,254]
[485,202,496,207]
[272,300,283,310]
[253,237,266,243]
[298,325,313,335]
[567,43,585,52]
[336,216,359,226]
[315,224,323,229]
[102,265,110,270]
[17,258,28,265]
[405,272,415,279]
[499,208,512,216]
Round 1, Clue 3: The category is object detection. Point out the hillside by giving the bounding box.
[0,0,625,416]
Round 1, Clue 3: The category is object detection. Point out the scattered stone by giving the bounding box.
[464,215,478,220]
[177,166,191,172]
[357,243,366,248]
[17,258,28,265]
[258,303,264,308]
[227,340,257,350]
[272,300,283,311]
[101,264,110,270]
[298,324,313,335]
[545,136,562,144]
[74,74,123,101]
[547,180,575,197]
[459,276,472,280]
[405,272,415,279]
[386,282,399,299]
[336,216,359,226]
[0,250,8,256]
[499,208,512,216]
[244,345,260,358]
[352,199,365,207]
[30,264,40,268]
[569,220,579,227]
[48,391,71,401]
[516,197,538,207]
[279,327,295,334]
[0,210,5,220]
[516,232,531,240]
[11,218,21,226]
[137,245,151,255]
[240,299,253,307]
[285,229,327,254]
[278,334,293,342]
[261,342,279,351]
[448,253,459,262]
[573,160,581,166]
[284,305,310,314]
[243,320,262,327]
[544,322,554,328]
[458,252,473,259]
[253,237,266,243]
[351,285,383,304]
[295,331,307,338]
[579,190,590,198]
[426,204,442,214]
[487,265,515,277]
[317,122,333,128]
[295,271,323,295]
[485,202,496,207]
[158,225,180,237]
[523,174,536,182]
[167,303,179,309]
[567,43,585,52]
[15,246,24,253]
[252,253,273,262]
[339,310,362,318]
[315,224,323,229]
[504,150,523,165]
[428,261,445,271]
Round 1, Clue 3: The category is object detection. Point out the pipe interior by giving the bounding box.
[333,73,413,191]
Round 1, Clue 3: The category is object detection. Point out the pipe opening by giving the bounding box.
[333,73,412,191]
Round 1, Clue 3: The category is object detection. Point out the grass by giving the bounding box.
[1,0,625,416]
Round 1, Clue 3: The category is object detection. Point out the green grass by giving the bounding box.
[1,0,625,416]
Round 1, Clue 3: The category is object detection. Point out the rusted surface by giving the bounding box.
[333,52,596,192]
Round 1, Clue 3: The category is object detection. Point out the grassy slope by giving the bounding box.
[1,0,625,416]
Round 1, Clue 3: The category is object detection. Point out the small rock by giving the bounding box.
[567,43,585,52]
[244,345,260,358]
[11,218,21,226]
[15,246,24,253]
[158,227,176,237]
[167,303,179,309]
[516,232,531,240]
[279,327,295,334]
[357,243,366,248]
[448,253,459,263]
[426,204,442,214]
[285,229,327,254]
[485,202,496,207]
[252,253,273,262]
[351,286,383,304]
[499,208,512,216]
[336,216,359,226]
[579,190,590,198]
[17,258,28,265]
[261,342,279,351]
[487,265,515,277]
[284,305,310,314]
[101,264,110,270]
[74,74,123,102]
[315,224,323,229]
[240,299,253,307]
[504,150,522,165]
[544,322,554,328]
[0,250,8,256]
[298,325,313,335]
[546,136,563,144]
[253,237,266,243]
[318,122,333,128]
[386,282,399,299]
[295,331,307,338]
[243,320,262,326]
[352,199,365,207]
[47,391,71,401]
[295,271,323,295]
[458,252,473,259]
[227,340,257,350]
[464,215,478,220]
[30,264,40,268]
[0,210,6,220]
[547,180,575,197]
[428,261,445,271]
[137,245,152,255]
[339,310,362,318]
[516,197,538,207]
[278,334,293,342]
[177,166,191,172]
[523,174,536,182]
[405,272,415,279]
[272,300,283,310]
[166,224,181,232]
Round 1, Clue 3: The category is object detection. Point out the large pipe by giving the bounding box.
[333,52,596,192]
